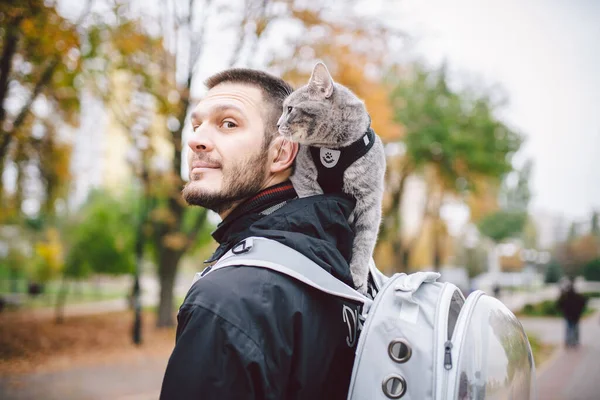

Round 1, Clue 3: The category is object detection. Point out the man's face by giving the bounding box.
[182,83,271,215]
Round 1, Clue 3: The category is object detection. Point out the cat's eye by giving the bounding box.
[287,106,293,113]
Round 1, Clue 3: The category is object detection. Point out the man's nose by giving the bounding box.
[188,125,214,152]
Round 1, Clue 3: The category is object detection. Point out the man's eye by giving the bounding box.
[223,121,237,129]
[287,106,293,113]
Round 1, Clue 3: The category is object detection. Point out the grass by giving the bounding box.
[1,279,129,311]
[517,299,595,318]
[527,332,555,367]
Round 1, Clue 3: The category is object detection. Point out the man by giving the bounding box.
[557,278,587,348]
[159,69,362,399]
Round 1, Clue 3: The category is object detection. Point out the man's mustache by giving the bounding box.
[190,154,222,169]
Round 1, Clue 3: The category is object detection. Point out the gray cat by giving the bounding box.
[277,62,386,294]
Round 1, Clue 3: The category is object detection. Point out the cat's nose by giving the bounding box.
[276,115,284,128]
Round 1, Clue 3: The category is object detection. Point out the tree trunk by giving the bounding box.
[431,187,445,271]
[9,266,19,293]
[392,242,411,273]
[0,158,5,210]
[54,277,69,324]
[390,173,409,271]
[379,167,410,272]
[432,219,442,271]
[156,247,183,327]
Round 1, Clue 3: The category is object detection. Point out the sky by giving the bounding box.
[388,0,600,221]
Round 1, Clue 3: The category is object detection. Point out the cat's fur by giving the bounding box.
[277,62,386,293]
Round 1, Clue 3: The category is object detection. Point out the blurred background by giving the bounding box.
[1,0,599,399]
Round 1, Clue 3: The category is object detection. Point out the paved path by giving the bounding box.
[0,354,166,400]
[532,311,600,400]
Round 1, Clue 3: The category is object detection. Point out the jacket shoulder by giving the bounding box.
[181,265,318,344]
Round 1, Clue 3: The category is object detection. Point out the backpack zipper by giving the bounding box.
[440,290,484,398]
[444,341,453,370]
[436,284,454,400]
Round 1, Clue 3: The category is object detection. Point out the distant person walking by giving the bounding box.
[492,283,501,298]
[556,278,587,348]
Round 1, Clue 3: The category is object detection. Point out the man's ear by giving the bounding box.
[269,135,298,174]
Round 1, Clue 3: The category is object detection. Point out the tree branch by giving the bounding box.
[0,22,22,128]
[0,0,94,162]
[227,0,250,67]
[189,0,212,77]
[0,58,59,165]
[245,0,270,68]
[75,0,95,26]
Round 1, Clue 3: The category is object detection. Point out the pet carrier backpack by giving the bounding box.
[193,237,537,399]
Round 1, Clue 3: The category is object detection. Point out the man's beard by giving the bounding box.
[182,148,269,214]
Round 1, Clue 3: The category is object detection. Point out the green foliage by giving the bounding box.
[520,299,595,319]
[388,63,523,193]
[582,259,600,282]
[519,300,591,318]
[500,160,533,211]
[29,228,63,283]
[544,260,563,284]
[527,332,554,366]
[63,190,136,279]
[478,210,527,243]
[2,246,29,278]
[386,62,525,272]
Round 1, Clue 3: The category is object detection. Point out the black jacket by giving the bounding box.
[160,184,361,400]
[557,289,587,323]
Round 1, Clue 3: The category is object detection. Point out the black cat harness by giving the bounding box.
[309,127,376,194]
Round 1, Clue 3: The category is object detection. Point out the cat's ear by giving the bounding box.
[309,62,334,99]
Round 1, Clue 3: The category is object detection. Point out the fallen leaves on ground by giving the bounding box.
[0,310,176,375]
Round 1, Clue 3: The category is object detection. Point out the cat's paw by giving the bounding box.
[354,282,368,295]
[350,268,369,295]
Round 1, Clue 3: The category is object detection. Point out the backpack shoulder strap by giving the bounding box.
[194,236,371,307]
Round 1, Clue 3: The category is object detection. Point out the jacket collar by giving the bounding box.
[206,181,297,262]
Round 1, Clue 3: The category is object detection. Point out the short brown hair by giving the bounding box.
[205,68,293,147]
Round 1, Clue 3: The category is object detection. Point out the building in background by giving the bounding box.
[70,71,173,210]
[530,210,569,250]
